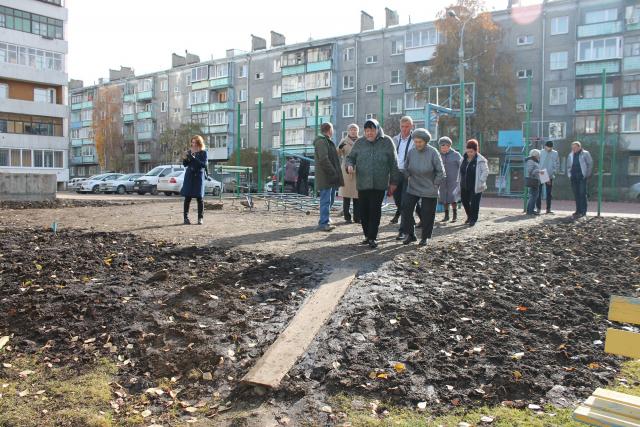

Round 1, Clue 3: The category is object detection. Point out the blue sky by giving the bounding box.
[66,0,511,84]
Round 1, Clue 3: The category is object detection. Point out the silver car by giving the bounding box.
[99,173,144,194]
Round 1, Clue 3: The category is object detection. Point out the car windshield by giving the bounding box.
[167,171,184,178]
[145,167,166,176]
[119,174,138,181]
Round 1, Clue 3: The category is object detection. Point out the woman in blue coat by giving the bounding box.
[181,135,208,225]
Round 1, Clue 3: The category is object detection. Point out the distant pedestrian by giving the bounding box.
[338,124,360,223]
[392,116,421,239]
[314,123,344,231]
[567,141,593,218]
[346,119,400,248]
[537,140,560,214]
[284,157,298,192]
[181,135,208,225]
[401,128,445,246]
[297,158,310,195]
[459,139,488,227]
[438,136,462,223]
[526,149,542,216]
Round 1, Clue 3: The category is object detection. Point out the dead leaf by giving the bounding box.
[202,372,213,381]
[141,409,152,417]
[83,338,96,344]
[376,372,389,379]
[394,362,406,373]
[516,305,528,312]
[185,406,198,413]
[18,390,29,397]
[588,362,600,370]
[19,370,35,378]
[34,263,43,271]
[513,370,523,380]
[103,258,113,267]
[145,387,164,396]
[0,336,9,350]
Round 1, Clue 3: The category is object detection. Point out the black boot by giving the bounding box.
[183,216,191,225]
[390,212,400,224]
[451,208,458,223]
[441,208,450,222]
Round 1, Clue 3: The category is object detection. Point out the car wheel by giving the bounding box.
[137,191,145,195]
[150,186,158,195]
[164,192,173,196]
[116,186,126,195]
[213,187,220,196]
[92,185,100,194]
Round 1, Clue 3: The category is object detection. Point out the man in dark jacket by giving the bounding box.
[314,122,344,231]
[346,119,400,248]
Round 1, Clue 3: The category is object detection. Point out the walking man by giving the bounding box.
[567,141,593,218]
[537,140,560,214]
[314,122,344,231]
[347,119,400,248]
[392,116,421,240]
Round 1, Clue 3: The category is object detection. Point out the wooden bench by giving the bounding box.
[573,295,640,427]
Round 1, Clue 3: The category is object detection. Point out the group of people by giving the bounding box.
[313,116,489,249]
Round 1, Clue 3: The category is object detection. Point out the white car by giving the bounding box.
[133,165,184,195]
[99,173,144,194]
[68,178,87,191]
[77,173,125,193]
[158,171,223,196]
[629,182,640,201]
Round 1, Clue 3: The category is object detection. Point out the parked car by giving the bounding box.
[629,182,640,201]
[133,165,184,195]
[77,173,125,194]
[99,173,144,194]
[68,178,88,191]
[157,171,223,196]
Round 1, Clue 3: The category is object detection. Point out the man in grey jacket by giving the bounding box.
[566,141,593,218]
[537,140,560,214]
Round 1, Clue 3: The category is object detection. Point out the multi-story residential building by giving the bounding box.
[0,0,68,189]
[68,1,640,197]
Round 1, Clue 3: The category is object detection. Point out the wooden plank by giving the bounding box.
[609,296,640,325]
[605,328,640,359]
[594,388,640,410]
[584,396,640,421]
[574,404,640,427]
[241,268,356,388]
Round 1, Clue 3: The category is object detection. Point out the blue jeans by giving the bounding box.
[527,184,539,214]
[571,176,588,215]
[319,188,332,225]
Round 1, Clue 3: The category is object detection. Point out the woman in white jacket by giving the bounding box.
[458,139,489,227]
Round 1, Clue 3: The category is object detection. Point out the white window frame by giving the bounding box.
[272,84,281,98]
[343,75,354,90]
[366,55,378,64]
[238,89,247,102]
[238,64,248,78]
[34,87,55,104]
[622,111,640,133]
[272,109,282,123]
[365,113,376,120]
[391,70,403,85]
[0,83,8,99]
[190,65,208,83]
[548,122,566,140]
[254,97,264,105]
[272,134,281,148]
[577,37,623,61]
[160,101,167,112]
[391,40,404,55]
[405,29,439,49]
[390,98,403,115]
[254,121,263,130]
[365,84,377,93]
[585,8,618,25]
[160,80,168,92]
[549,51,568,70]
[517,69,533,79]
[628,156,640,175]
[239,112,247,126]
[255,72,264,80]
[273,58,281,73]
[342,103,354,118]
[189,90,209,106]
[549,87,568,105]
[343,47,354,61]
[208,111,227,126]
[517,35,534,46]
[550,16,569,35]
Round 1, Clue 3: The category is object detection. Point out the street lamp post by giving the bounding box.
[447,10,472,153]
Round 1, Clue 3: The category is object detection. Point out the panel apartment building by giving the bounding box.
[0,0,69,188]
[68,0,640,195]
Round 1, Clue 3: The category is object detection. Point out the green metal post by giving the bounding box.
[598,69,606,216]
[236,103,241,196]
[379,88,384,127]
[257,101,262,192]
[523,76,532,212]
[281,115,286,193]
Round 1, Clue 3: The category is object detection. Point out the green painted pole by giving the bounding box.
[257,101,262,192]
[236,103,241,196]
[523,75,532,212]
[281,115,286,193]
[597,68,606,217]
[379,88,384,127]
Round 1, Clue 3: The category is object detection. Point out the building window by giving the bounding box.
[0,113,62,136]
[517,69,533,79]
[174,86,180,93]
[343,75,355,90]
[366,55,378,64]
[34,88,56,103]
[577,37,622,61]
[343,47,354,61]
[254,97,264,105]
[365,113,377,120]
[391,40,404,55]
[160,101,167,112]
[307,46,331,62]
[304,71,331,90]
[623,75,640,95]
[272,109,282,123]
[390,99,403,115]
[342,103,354,118]
[254,121,263,130]
[285,129,304,145]
[238,89,247,102]
[283,75,305,93]
[0,42,64,72]
[549,122,566,139]
[272,84,281,98]
[282,50,305,66]
[238,64,248,78]
[190,66,208,83]
[240,137,248,149]
[365,84,378,93]
[273,58,281,73]
[0,83,7,99]
[191,112,208,125]
[272,134,280,148]
[517,35,534,46]
[625,42,640,57]
[550,16,569,35]
[549,51,568,70]
[549,87,568,105]
[391,70,403,85]
[0,6,63,39]
[283,103,303,119]
[255,72,264,80]
[173,107,180,113]
[622,111,640,133]
[579,83,613,98]
[160,80,168,91]
[405,29,438,48]
[585,8,618,25]
[189,90,208,105]
[208,111,227,125]
[210,135,227,149]
[239,113,246,126]
[628,156,640,175]
[210,63,228,78]
[575,115,618,134]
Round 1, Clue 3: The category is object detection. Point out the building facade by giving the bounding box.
[68,0,640,196]
[0,0,69,188]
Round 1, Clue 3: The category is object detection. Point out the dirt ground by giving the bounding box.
[0,196,639,426]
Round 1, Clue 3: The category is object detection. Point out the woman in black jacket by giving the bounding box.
[181,135,208,225]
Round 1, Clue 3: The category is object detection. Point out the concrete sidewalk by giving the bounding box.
[481,195,639,218]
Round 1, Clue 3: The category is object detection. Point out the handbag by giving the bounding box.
[525,176,539,188]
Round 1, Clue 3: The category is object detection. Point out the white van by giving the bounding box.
[133,165,184,195]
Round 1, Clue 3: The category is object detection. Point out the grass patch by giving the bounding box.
[0,355,116,427]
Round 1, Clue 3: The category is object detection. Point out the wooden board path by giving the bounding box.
[242,268,356,388]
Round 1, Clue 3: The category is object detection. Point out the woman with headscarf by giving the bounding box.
[437,136,462,223]
[338,124,360,223]
[459,139,488,227]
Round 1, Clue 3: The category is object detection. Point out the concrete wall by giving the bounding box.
[0,172,57,201]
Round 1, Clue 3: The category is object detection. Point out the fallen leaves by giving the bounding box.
[393,362,406,373]
[516,305,528,312]
[0,336,9,351]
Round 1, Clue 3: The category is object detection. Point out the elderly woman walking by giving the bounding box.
[338,124,360,223]
[459,139,488,227]
[526,149,542,216]
[438,136,462,223]
[181,135,208,225]
[401,128,445,246]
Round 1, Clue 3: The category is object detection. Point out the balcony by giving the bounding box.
[71,138,93,147]
[71,101,93,110]
[576,60,620,76]
[577,21,623,38]
[624,56,640,71]
[139,153,151,161]
[281,65,305,76]
[123,111,156,122]
[207,124,228,134]
[627,20,640,32]
[123,90,153,102]
[305,116,331,127]
[306,60,331,73]
[575,97,619,111]
[71,155,97,165]
[192,77,231,90]
[284,118,305,129]
[623,95,640,108]
[282,92,306,103]
[190,102,232,113]
[137,131,153,140]
[306,88,332,101]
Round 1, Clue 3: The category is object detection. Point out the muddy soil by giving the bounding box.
[0,228,323,424]
[0,199,144,210]
[287,217,640,416]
